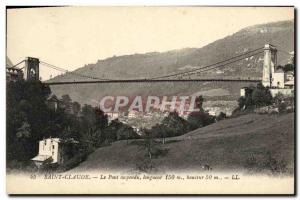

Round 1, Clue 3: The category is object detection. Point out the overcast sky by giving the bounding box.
[7,7,294,80]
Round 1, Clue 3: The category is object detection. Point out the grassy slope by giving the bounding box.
[72,113,294,174]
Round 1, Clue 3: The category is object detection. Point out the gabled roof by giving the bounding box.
[285,80,294,85]
[31,155,51,162]
[275,68,284,73]
[286,71,294,75]
[47,95,60,102]
[40,137,78,144]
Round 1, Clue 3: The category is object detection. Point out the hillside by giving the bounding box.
[48,20,294,105]
[71,113,294,174]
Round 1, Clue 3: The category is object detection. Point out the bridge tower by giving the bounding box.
[262,44,277,87]
[24,57,40,80]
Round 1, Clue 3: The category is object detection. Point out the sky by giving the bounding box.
[7,7,294,80]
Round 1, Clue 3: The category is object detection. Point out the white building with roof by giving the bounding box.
[250,44,294,97]
[128,110,140,119]
[272,68,285,89]
[31,138,64,167]
[106,112,120,121]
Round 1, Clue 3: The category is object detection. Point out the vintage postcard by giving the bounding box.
[6,6,295,195]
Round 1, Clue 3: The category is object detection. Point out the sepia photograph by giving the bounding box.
[5,6,295,195]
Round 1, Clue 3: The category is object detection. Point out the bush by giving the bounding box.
[264,152,288,174]
[244,152,288,175]
[147,112,191,140]
[251,84,272,107]
[162,112,191,136]
[273,93,294,114]
[56,152,90,172]
[116,125,140,140]
[7,160,37,172]
[216,112,226,121]
[136,157,155,172]
[238,83,273,110]
[278,102,288,114]
[187,111,215,130]
[150,147,169,158]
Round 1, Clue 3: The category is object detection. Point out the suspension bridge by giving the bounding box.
[6,44,291,85]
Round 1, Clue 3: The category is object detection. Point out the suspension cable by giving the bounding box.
[40,48,264,82]
[150,47,264,79]
[184,51,264,76]
[6,60,25,69]
[40,61,112,81]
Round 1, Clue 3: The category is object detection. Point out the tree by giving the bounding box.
[116,124,140,143]
[78,105,108,147]
[161,112,190,137]
[136,128,169,172]
[216,112,226,121]
[277,64,293,72]
[142,129,156,159]
[149,124,172,144]
[187,111,215,130]
[61,94,72,114]
[80,104,96,129]
[251,83,272,107]
[72,101,81,116]
[283,63,294,72]
[186,95,215,130]
[7,79,52,161]
[195,95,204,111]
[16,121,31,138]
[238,97,246,109]
[273,93,293,114]
[7,79,112,169]
[94,107,108,130]
[104,119,122,143]
[238,83,273,110]
[145,112,191,143]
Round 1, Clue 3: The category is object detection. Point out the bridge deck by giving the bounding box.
[45,79,262,85]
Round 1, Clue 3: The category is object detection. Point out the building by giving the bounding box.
[241,44,294,98]
[285,71,294,82]
[132,126,142,135]
[261,44,294,90]
[128,110,140,119]
[31,138,63,167]
[143,112,153,119]
[31,137,79,168]
[6,67,23,82]
[47,95,60,111]
[284,80,294,89]
[240,87,254,98]
[270,68,294,97]
[272,68,285,89]
[208,110,216,116]
[106,112,119,121]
